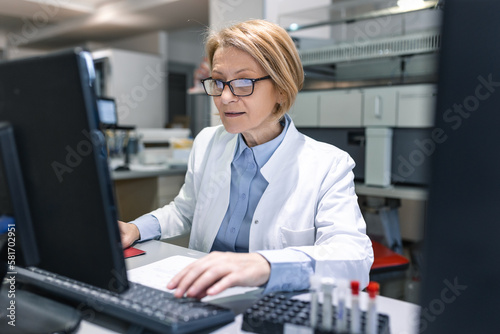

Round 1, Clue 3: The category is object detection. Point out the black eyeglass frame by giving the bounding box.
[200,75,272,97]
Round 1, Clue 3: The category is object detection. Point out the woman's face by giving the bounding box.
[211,46,281,147]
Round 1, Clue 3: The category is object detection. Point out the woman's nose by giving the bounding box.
[220,85,238,104]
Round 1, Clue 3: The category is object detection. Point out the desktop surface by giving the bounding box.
[75,240,421,334]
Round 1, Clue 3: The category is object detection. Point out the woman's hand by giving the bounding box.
[167,251,271,299]
[118,221,140,249]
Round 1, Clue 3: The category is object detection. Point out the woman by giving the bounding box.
[119,19,373,299]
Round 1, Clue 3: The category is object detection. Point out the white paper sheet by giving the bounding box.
[127,255,259,301]
[127,255,196,292]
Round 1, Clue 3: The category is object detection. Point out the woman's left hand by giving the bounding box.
[167,251,271,299]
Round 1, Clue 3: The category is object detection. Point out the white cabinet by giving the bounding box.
[289,91,319,127]
[397,84,437,127]
[319,89,363,127]
[363,87,398,127]
[292,84,436,128]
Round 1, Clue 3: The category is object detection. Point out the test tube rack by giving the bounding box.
[242,293,390,334]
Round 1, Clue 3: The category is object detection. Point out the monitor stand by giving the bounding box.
[0,240,81,333]
[0,283,82,333]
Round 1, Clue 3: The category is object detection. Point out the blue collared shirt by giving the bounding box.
[211,115,289,252]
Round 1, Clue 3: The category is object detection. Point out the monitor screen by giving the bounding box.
[97,97,118,126]
[0,49,128,293]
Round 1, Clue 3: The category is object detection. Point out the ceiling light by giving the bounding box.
[397,0,426,10]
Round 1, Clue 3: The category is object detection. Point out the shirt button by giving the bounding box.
[254,220,259,224]
[248,163,255,169]
[241,193,246,200]
[230,227,235,233]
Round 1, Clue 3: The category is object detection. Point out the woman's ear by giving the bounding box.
[277,91,284,105]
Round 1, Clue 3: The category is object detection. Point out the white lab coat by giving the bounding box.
[150,118,373,287]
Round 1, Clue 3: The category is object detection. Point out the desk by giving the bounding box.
[76,240,421,334]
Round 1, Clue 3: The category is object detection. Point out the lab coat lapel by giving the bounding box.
[193,132,237,252]
[251,121,303,249]
[260,120,302,184]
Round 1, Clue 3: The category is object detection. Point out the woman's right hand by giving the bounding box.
[118,221,140,248]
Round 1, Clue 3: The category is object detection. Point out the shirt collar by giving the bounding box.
[233,114,291,167]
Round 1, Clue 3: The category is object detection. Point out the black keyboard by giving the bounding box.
[242,293,390,334]
[16,267,235,334]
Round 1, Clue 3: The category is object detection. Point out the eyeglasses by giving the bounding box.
[201,75,271,97]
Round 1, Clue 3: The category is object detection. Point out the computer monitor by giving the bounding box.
[97,97,118,128]
[0,122,39,269]
[420,0,500,332]
[0,49,128,293]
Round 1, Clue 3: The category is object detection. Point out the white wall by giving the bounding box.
[208,0,265,126]
[93,48,166,128]
[109,31,165,56]
[167,28,206,66]
[209,0,264,29]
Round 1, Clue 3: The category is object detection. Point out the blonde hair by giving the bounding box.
[205,19,304,119]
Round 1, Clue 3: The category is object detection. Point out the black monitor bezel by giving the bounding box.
[0,122,40,268]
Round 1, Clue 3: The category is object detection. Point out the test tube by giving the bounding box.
[366,281,380,334]
[321,277,335,331]
[309,275,321,329]
[350,280,361,334]
[336,279,348,333]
